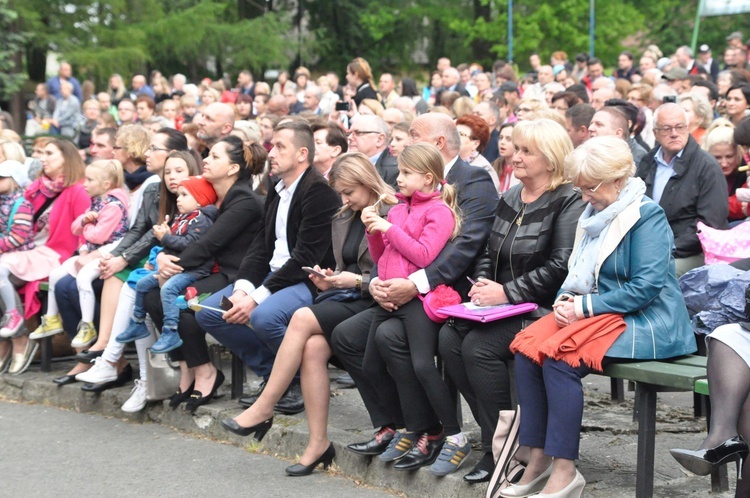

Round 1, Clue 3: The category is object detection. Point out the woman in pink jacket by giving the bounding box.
[0,139,89,374]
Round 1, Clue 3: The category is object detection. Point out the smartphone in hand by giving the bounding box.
[302,266,328,278]
[219,295,234,311]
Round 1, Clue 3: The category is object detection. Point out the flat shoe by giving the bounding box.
[81,364,133,393]
[53,374,79,386]
[75,349,104,363]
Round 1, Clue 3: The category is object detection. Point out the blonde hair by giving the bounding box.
[512,119,572,191]
[0,139,26,163]
[398,143,462,238]
[328,152,397,216]
[452,96,475,118]
[86,159,124,190]
[564,136,635,184]
[680,92,714,129]
[360,98,384,117]
[531,108,566,127]
[115,124,152,165]
[703,118,741,156]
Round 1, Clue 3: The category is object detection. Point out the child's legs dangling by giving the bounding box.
[76,259,103,323]
[46,259,76,317]
[0,264,20,315]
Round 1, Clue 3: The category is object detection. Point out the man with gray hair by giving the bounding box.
[196,102,235,153]
[347,115,397,186]
[171,74,187,95]
[437,67,470,103]
[675,46,707,76]
[330,112,498,472]
[303,84,324,115]
[636,103,727,276]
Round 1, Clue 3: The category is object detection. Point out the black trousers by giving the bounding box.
[144,272,228,368]
[438,315,523,449]
[330,306,406,429]
[370,298,460,435]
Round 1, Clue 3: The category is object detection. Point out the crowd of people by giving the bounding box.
[1,28,750,497]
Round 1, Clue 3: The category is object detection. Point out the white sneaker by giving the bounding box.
[75,356,118,384]
[121,379,148,412]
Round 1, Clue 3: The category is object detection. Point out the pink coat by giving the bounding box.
[367,190,455,281]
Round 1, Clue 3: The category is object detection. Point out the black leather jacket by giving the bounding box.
[110,182,160,266]
[474,182,584,316]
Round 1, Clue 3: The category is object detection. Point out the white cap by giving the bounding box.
[0,160,30,189]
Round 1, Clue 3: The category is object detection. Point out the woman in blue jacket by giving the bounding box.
[501,137,696,498]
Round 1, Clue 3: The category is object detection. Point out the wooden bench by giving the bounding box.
[602,355,728,497]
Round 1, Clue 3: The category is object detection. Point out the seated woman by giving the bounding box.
[456,114,500,191]
[219,153,396,476]
[670,320,750,496]
[501,136,696,498]
[0,139,89,374]
[440,118,585,484]
[701,119,747,222]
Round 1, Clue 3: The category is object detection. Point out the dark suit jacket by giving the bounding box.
[237,167,341,296]
[435,83,471,104]
[425,158,499,297]
[482,128,500,164]
[374,148,399,188]
[177,180,264,282]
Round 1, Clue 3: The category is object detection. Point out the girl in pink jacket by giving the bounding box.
[34,160,130,349]
[361,142,469,476]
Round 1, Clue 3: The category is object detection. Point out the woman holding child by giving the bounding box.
[0,140,89,374]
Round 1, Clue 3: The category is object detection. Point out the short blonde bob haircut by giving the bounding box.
[564,136,635,185]
[115,124,152,165]
[512,118,572,191]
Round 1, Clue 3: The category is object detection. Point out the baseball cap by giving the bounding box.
[662,67,689,81]
[0,160,30,189]
[698,44,710,54]
[726,31,744,41]
[499,81,519,94]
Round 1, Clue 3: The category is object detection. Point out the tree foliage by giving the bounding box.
[0,0,27,100]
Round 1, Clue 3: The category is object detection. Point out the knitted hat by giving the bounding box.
[178,176,217,207]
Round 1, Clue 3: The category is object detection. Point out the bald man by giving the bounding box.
[197,103,235,151]
[331,113,498,470]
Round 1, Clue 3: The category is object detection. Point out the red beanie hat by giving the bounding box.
[179,176,217,207]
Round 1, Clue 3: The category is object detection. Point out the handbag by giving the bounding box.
[487,406,525,498]
[419,283,461,323]
[314,287,360,304]
[145,350,181,401]
[697,220,750,264]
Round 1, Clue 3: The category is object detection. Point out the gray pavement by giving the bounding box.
[0,356,741,497]
[0,401,393,498]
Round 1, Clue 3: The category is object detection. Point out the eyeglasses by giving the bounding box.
[112,146,123,150]
[148,145,170,152]
[654,124,688,135]
[458,132,474,140]
[346,130,381,137]
[572,180,604,195]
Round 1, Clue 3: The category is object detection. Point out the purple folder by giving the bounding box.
[438,302,538,323]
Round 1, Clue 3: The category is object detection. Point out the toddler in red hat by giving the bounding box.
[117,175,219,355]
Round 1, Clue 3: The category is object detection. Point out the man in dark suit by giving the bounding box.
[436,67,471,104]
[347,115,398,187]
[197,121,340,413]
[332,113,498,469]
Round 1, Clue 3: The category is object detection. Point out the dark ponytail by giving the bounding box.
[218,135,267,182]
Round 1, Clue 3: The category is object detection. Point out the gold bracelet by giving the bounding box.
[355,274,363,289]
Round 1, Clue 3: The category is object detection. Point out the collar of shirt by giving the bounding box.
[444,155,459,179]
[275,172,303,201]
[369,150,384,165]
[655,146,685,168]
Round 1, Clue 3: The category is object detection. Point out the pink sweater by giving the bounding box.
[71,187,130,250]
[367,190,455,281]
[25,179,90,262]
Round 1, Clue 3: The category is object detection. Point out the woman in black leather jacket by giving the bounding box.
[438,119,585,483]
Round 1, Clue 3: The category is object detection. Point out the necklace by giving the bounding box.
[516,203,526,226]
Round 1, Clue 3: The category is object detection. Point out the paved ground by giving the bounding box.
[0,401,393,498]
[0,355,741,498]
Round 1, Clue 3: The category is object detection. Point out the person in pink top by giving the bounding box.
[0,139,89,375]
[359,142,471,475]
[32,159,129,350]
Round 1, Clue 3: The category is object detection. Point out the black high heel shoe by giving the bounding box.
[185,370,225,414]
[220,417,273,441]
[670,435,749,477]
[285,443,336,476]
[169,381,195,409]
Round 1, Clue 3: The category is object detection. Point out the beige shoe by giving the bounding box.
[29,314,64,340]
[8,339,39,375]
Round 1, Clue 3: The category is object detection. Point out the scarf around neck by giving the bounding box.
[561,177,647,295]
[40,175,65,198]
[124,164,154,191]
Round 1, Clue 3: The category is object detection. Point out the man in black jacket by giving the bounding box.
[636,103,728,276]
[332,113,498,470]
[197,121,340,412]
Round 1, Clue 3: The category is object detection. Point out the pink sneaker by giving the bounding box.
[0,309,24,338]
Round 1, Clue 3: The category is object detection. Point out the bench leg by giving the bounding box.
[610,378,625,403]
[231,353,244,400]
[635,383,657,498]
[40,337,52,373]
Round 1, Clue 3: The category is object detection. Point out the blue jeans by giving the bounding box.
[134,272,196,331]
[514,353,593,460]
[196,282,313,378]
